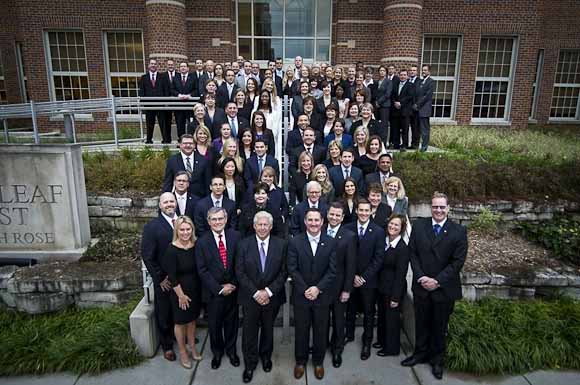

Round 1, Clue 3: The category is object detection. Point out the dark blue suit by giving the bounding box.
[174,192,200,219]
[196,229,241,358]
[243,154,280,186]
[287,232,336,366]
[289,200,328,236]
[162,152,210,198]
[193,195,238,237]
[141,215,175,351]
[329,165,365,196]
[170,73,198,138]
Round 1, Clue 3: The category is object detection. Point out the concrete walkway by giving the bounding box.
[2,328,578,385]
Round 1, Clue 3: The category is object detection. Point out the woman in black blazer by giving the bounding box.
[237,182,284,238]
[220,157,246,212]
[288,151,313,208]
[377,214,409,356]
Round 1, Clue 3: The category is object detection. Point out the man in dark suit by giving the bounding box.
[236,211,287,383]
[193,175,238,237]
[289,181,329,236]
[197,59,215,97]
[224,102,250,139]
[344,199,385,360]
[173,170,200,218]
[271,59,284,98]
[391,69,416,149]
[365,153,398,188]
[244,139,280,186]
[139,59,170,144]
[196,207,241,370]
[414,65,435,152]
[289,126,325,172]
[324,202,357,368]
[162,134,210,197]
[141,193,178,361]
[375,67,393,136]
[162,59,177,141]
[408,66,421,148]
[401,192,467,380]
[368,183,392,230]
[170,62,198,139]
[286,114,324,155]
[288,208,336,380]
[329,148,365,196]
[216,69,239,109]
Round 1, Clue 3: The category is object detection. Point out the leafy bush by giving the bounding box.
[469,208,502,232]
[448,297,580,374]
[517,217,580,266]
[0,299,144,375]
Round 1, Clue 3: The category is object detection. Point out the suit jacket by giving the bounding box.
[323,225,357,298]
[237,203,284,238]
[344,221,385,288]
[288,169,309,207]
[324,133,353,149]
[197,72,215,97]
[378,239,409,302]
[408,217,467,302]
[315,96,339,115]
[174,192,201,219]
[289,145,325,172]
[223,175,246,210]
[193,196,238,237]
[170,72,198,98]
[162,152,210,197]
[274,74,284,98]
[205,108,228,138]
[196,229,241,302]
[371,202,392,230]
[216,82,239,109]
[365,171,398,187]
[414,77,434,118]
[289,200,328,236]
[329,165,365,196]
[375,78,393,109]
[224,115,250,138]
[391,79,416,117]
[287,232,336,306]
[243,154,280,186]
[235,235,288,307]
[350,119,387,143]
[286,128,324,155]
[139,72,169,97]
[141,215,174,285]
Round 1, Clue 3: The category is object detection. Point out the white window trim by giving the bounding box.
[529,49,544,121]
[549,49,580,121]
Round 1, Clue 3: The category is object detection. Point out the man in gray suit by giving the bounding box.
[413,65,435,152]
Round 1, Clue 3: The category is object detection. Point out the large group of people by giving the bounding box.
[140,55,466,383]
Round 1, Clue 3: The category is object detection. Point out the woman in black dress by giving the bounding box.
[237,182,284,238]
[164,216,202,368]
[356,135,383,175]
[337,177,360,224]
[376,214,409,356]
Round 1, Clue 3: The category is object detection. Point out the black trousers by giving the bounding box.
[389,115,410,149]
[153,284,174,351]
[242,302,280,370]
[329,298,348,354]
[378,107,390,145]
[145,110,168,143]
[345,287,376,345]
[175,110,192,139]
[207,294,239,358]
[419,117,431,150]
[413,295,455,365]
[410,111,420,147]
[378,295,403,355]
[294,304,330,366]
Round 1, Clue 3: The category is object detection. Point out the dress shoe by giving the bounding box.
[372,342,383,349]
[294,364,305,379]
[228,353,241,367]
[401,355,428,367]
[332,353,342,368]
[163,350,176,362]
[242,368,254,383]
[432,363,444,380]
[262,359,272,372]
[360,345,371,360]
[180,358,192,369]
[314,365,325,380]
[211,355,222,369]
[377,349,398,357]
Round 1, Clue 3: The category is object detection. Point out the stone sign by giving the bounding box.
[0,145,91,262]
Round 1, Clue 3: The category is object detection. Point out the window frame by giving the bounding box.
[549,49,580,122]
[0,53,7,104]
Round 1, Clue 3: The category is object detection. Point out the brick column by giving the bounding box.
[383,0,423,70]
[145,0,188,68]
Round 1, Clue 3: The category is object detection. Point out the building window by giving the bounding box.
[0,54,7,104]
[16,43,29,102]
[530,50,544,120]
[45,31,90,101]
[237,0,332,63]
[104,31,145,115]
[550,50,580,120]
[472,37,516,120]
[421,35,461,119]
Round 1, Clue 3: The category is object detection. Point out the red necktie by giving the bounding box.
[218,234,227,269]
[171,218,176,227]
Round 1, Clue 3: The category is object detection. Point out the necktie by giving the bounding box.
[310,236,319,255]
[433,224,441,236]
[344,168,350,179]
[259,242,267,272]
[306,146,312,154]
[181,75,186,86]
[185,157,192,173]
[231,118,237,137]
[327,228,335,238]
[171,218,176,228]
[258,157,264,174]
[359,226,365,238]
[215,200,221,208]
[151,73,156,87]
[218,234,227,269]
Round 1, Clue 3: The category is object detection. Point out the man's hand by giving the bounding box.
[418,276,439,291]
[353,275,365,288]
[340,291,350,303]
[222,283,237,295]
[254,290,270,306]
[160,277,172,292]
[304,286,320,301]
[394,101,401,109]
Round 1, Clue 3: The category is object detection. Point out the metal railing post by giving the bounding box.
[2,119,8,143]
[138,96,144,141]
[110,96,119,147]
[30,100,39,144]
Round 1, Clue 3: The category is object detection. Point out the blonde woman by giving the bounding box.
[215,137,244,174]
[163,216,202,368]
[352,125,370,160]
[193,124,216,164]
[187,102,208,134]
[304,164,335,203]
[383,176,408,216]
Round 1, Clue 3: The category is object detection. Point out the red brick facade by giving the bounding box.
[0,0,579,130]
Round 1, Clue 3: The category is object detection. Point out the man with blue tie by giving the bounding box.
[344,199,385,360]
[243,139,280,187]
[193,175,238,237]
[288,208,336,380]
[401,192,467,380]
[236,211,287,383]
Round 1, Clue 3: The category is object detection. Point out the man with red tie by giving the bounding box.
[139,59,170,143]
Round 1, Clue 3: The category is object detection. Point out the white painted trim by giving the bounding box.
[337,19,383,24]
[186,17,231,22]
[149,53,188,60]
[145,0,185,8]
[385,3,423,11]
[382,56,419,62]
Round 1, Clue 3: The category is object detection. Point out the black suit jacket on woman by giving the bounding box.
[378,240,409,302]
[235,235,287,307]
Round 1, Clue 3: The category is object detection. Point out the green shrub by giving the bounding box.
[447,297,580,374]
[469,208,502,232]
[0,299,144,375]
[517,217,580,266]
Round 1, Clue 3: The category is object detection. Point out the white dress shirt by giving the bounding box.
[307,232,320,256]
[175,191,187,215]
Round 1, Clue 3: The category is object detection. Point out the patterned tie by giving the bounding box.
[259,242,267,272]
[185,157,193,173]
[433,224,441,236]
[359,226,365,239]
[171,218,176,228]
[327,228,335,238]
[218,234,227,269]
[231,118,237,137]
[344,168,350,179]
[215,200,221,208]
[258,157,264,174]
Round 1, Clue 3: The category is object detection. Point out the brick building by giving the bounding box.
[1,0,579,129]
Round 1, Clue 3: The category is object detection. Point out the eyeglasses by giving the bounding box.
[431,205,447,210]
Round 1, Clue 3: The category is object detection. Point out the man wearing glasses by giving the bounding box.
[401,192,467,381]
